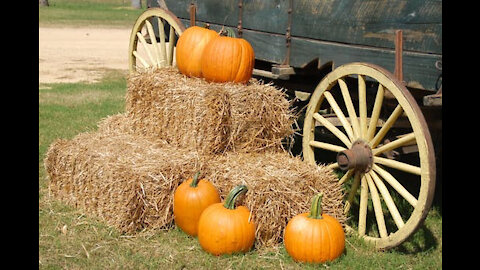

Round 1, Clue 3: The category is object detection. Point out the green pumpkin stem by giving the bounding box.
[189,171,201,188]
[220,27,236,38]
[308,192,324,219]
[223,185,248,209]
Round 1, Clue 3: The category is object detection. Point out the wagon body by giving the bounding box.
[159,0,442,92]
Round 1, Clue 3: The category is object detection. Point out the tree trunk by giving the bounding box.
[131,0,142,9]
[39,0,49,6]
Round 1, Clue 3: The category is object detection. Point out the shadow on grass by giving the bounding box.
[393,224,438,254]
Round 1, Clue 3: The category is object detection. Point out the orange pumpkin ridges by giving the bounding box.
[201,27,255,84]
[283,192,345,263]
[175,26,218,78]
[173,171,220,236]
[197,185,256,256]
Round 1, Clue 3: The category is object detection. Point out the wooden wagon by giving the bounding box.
[127,0,442,250]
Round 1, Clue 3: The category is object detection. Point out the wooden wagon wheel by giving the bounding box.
[129,8,186,73]
[302,62,436,250]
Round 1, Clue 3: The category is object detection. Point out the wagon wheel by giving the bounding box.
[302,62,435,250]
[129,8,186,73]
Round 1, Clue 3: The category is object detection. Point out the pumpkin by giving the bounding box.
[173,172,221,236]
[175,26,218,78]
[283,192,345,263]
[201,27,255,83]
[197,185,255,255]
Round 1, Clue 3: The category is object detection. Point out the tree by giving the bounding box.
[39,0,49,6]
[131,0,142,9]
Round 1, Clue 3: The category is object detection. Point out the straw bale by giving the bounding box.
[44,67,345,248]
[44,131,201,233]
[125,67,296,155]
[203,152,346,248]
[45,129,345,247]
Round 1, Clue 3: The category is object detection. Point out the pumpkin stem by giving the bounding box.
[308,192,324,219]
[223,185,248,209]
[189,171,201,188]
[203,23,210,29]
[220,27,236,38]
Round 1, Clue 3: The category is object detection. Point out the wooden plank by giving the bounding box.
[176,17,441,91]
[289,37,441,91]
[292,0,442,54]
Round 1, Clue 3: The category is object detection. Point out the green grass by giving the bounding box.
[39,0,145,27]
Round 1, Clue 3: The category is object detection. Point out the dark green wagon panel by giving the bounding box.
[162,0,441,91]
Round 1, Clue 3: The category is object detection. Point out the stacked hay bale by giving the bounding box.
[44,67,345,248]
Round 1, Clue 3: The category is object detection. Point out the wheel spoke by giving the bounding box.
[369,105,404,148]
[344,172,361,214]
[145,20,162,67]
[369,171,405,229]
[132,51,150,68]
[327,162,339,170]
[365,173,388,238]
[313,112,352,148]
[167,25,176,65]
[358,174,369,236]
[373,156,421,175]
[136,32,156,66]
[367,84,384,141]
[309,140,346,152]
[157,18,168,67]
[339,169,354,185]
[323,91,355,141]
[338,78,360,139]
[373,132,416,156]
[358,75,368,138]
[372,164,418,207]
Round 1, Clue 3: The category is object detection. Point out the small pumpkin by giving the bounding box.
[175,25,218,78]
[283,192,345,263]
[197,185,255,255]
[173,172,221,236]
[201,27,255,83]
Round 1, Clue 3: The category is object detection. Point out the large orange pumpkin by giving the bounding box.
[173,172,221,236]
[175,26,218,78]
[197,185,255,255]
[283,192,345,263]
[201,28,255,83]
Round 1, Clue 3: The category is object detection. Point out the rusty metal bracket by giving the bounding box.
[237,0,243,37]
[189,2,196,27]
[282,0,294,66]
[394,30,404,83]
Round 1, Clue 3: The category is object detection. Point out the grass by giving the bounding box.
[39,0,145,28]
[39,1,442,269]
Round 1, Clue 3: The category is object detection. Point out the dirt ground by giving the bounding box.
[39,27,132,84]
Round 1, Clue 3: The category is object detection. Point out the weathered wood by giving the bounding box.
[292,0,441,54]
[176,17,440,91]
[162,1,441,91]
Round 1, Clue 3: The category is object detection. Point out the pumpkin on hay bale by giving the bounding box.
[43,66,346,248]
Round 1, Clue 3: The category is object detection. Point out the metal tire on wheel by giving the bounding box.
[302,62,436,250]
[129,8,186,73]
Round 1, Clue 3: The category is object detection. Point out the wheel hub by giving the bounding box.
[337,140,373,173]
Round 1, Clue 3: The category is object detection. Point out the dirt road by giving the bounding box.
[39,27,132,84]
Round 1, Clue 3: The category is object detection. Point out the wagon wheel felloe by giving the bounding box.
[302,62,436,250]
[129,8,186,73]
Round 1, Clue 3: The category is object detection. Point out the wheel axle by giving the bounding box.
[336,141,373,173]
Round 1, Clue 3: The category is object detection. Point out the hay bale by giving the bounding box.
[125,67,296,154]
[203,152,346,248]
[44,131,202,233]
[45,129,345,247]
[44,67,344,248]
